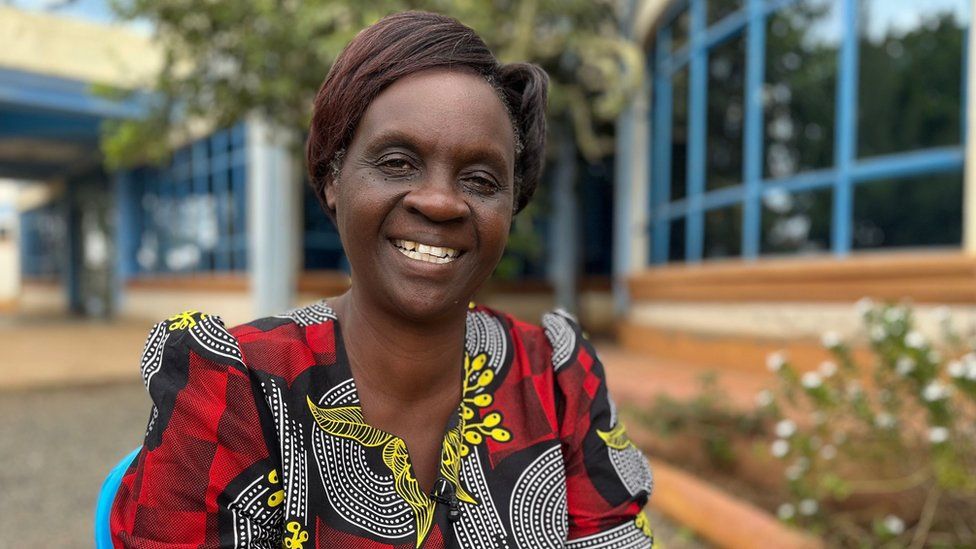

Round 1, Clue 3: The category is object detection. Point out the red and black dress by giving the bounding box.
[110,302,654,548]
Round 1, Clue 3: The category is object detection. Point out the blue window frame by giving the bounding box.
[649,0,971,264]
[120,123,248,276]
[19,201,65,279]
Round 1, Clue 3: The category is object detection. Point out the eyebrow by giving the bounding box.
[364,129,513,177]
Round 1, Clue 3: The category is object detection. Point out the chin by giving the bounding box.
[389,288,470,323]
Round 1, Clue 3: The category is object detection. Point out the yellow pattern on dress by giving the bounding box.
[307,397,473,547]
[459,352,511,457]
[596,422,635,450]
[283,520,309,548]
[167,310,200,331]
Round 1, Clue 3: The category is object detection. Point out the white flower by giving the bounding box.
[855,297,875,317]
[777,503,796,521]
[923,381,948,402]
[933,305,951,324]
[895,356,915,376]
[870,325,887,342]
[771,439,790,458]
[948,360,964,378]
[967,363,976,381]
[785,464,803,481]
[928,426,949,444]
[755,389,774,407]
[820,444,837,460]
[905,330,926,349]
[821,331,842,349]
[882,515,905,535]
[875,413,896,429]
[801,371,822,389]
[775,419,797,438]
[819,360,837,377]
[767,352,787,372]
[884,307,905,323]
[799,499,818,516]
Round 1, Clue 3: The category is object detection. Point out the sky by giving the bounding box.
[6,0,151,34]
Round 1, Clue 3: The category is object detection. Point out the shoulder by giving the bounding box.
[470,304,590,376]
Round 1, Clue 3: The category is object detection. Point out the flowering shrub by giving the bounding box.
[764,300,976,547]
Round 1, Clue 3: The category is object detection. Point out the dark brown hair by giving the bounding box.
[305,11,548,213]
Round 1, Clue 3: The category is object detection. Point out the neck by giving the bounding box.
[333,287,468,405]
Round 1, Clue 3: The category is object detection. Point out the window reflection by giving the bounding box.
[764,0,839,179]
[761,188,832,254]
[671,68,689,201]
[709,0,742,24]
[672,7,691,52]
[668,218,687,262]
[852,172,963,249]
[707,34,746,189]
[704,205,743,258]
[858,0,969,157]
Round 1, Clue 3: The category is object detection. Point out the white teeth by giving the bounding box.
[392,239,460,264]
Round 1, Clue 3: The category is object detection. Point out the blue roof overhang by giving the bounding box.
[0,66,151,180]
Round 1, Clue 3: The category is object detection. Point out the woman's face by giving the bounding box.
[326,68,517,321]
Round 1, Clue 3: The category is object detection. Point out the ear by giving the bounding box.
[324,175,338,217]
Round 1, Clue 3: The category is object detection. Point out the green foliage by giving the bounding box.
[763,301,976,547]
[640,373,771,472]
[102,0,644,169]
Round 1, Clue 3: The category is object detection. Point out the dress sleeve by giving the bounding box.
[544,310,656,548]
[110,311,283,548]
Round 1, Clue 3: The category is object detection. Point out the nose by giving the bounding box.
[401,172,469,223]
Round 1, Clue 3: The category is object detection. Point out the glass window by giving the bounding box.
[852,172,963,249]
[764,0,840,179]
[704,205,743,258]
[709,0,743,24]
[761,188,832,254]
[706,34,746,190]
[668,218,687,262]
[857,0,970,158]
[671,68,690,200]
[672,8,692,52]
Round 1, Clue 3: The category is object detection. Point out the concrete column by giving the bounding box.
[964,19,976,255]
[246,115,301,317]
[613,72,652,315]
[548,131,580,314]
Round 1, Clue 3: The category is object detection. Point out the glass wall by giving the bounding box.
[650,0,970,263]
[19,202,65,279]
[122,124,248,275]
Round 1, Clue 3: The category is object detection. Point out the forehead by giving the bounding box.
[354,68,516,163]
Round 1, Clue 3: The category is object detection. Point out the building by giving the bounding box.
[614,0,974,369]
[1,5,615,328]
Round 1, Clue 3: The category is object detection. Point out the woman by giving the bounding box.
[111,11,653,548]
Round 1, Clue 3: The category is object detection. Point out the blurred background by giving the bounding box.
[0,0,974,547]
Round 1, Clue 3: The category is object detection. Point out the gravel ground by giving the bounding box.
[0,382,706,548]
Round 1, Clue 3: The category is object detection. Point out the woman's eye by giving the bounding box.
[464,175,501,195]
[377,157,415,174]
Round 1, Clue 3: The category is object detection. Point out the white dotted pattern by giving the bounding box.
[465,311,508,376]
[608,445,654,499]
[140,322,169,390]
[565,520,652,549]
[263,378,308,527]
[275,301,337,327]
[452,450,511,548]
[188,315,246,369]
[229,473,282,548]
[542,311,577,372]
[509,445,568,549]
[311,380,414,540]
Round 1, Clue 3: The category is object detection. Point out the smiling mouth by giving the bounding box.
[391,239,462,264]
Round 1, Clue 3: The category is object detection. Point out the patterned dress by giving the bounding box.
[110,302,654,548]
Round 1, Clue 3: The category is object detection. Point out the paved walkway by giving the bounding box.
[0,317,711,548]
